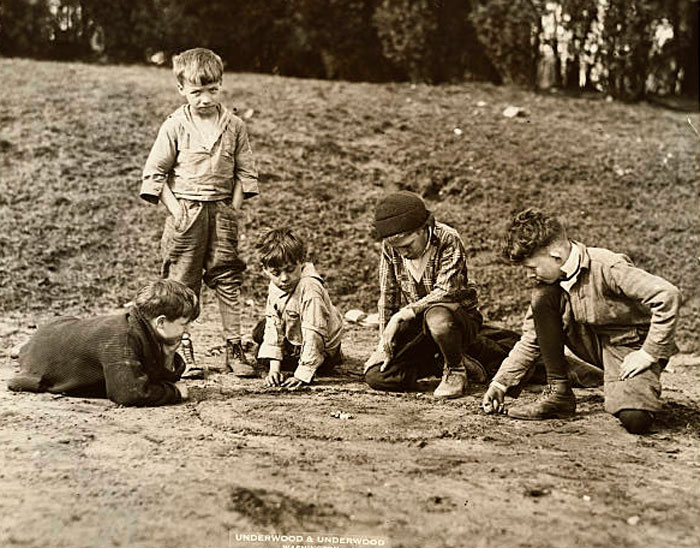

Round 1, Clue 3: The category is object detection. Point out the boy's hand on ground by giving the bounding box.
[482,383,506,414]
[264,371,285,387]
[364,348,386,374]
[175,381,188,400]
[282,376,305,389]
[619,349,655,380]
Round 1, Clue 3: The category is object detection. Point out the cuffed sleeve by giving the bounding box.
[102,339,182,407]
[492,305,541,390]
[607,262,682,360]
[233,121,259,198]
[257,293,285,361]
[378,243,401,336]
[141,119,178,204]
[294,329,326,383]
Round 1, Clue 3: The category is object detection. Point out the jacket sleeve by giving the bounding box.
[294,285,332,383]
[606,262,682,360]
[101,335,182,407]
[378,243,401,336]
[140,119,178,204]
[492,305,541,390]
[257,291,284,361]
[233,121,259,199]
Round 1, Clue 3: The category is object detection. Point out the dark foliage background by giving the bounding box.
[0,0,697,100]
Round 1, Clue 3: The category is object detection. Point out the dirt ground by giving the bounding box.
[1,58,698,548]
[1,305,698,548]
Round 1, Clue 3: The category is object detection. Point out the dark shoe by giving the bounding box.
[226,339,256,377]
[508,380,576,420]
[179,335,205,380]
[433,366,467,399]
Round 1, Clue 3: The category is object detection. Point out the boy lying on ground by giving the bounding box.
[8,279,199,406]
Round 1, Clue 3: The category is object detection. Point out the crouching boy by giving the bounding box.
[8,279,199,406]
[253,228,343,388]
[364,191,519,399]
[483,208,681,434]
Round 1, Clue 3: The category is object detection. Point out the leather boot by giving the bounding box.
[434,363,467,399]
[508,380,576,420]
[226,339,257,377]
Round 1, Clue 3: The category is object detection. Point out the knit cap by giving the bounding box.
[374,191,430,239]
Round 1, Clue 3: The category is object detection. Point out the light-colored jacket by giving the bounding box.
[258,263,343,382]
[140,104,258,203]
[493,242,681,389]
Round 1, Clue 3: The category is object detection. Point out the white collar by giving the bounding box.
[559,241,582,293]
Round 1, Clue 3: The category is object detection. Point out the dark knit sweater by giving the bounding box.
[8,307,184,406]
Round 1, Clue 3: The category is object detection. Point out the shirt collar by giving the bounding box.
[559,241,582,292]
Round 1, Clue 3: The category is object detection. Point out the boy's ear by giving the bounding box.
[153,314,167,330]
[176,83,185,95]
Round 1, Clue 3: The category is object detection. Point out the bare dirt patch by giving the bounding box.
[1,310,699,548]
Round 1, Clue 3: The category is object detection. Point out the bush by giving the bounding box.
[469,0,541,88]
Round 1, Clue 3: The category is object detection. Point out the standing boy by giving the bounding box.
[364,191,516,398]
[253,229,343,388]
[140,48,258,378]
[482,208,681,434]
[8,280,198,407]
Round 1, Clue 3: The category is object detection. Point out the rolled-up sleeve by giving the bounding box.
[257,294,284,361]
[233,121,259,199]
[140,119,178,204]
[492,305,540,390]
[607,263,682,360]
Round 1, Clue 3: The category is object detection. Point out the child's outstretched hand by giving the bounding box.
[619,349,655,380]
[264,361,284,387]
[282,376,305,389]
[482,383,506,414]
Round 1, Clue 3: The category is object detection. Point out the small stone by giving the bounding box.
[476,101,487,107]
[344,309,367,323]
[583,495,591,502]
[627,515,641,525]
[453,128,463,135]
[503,105,527,118]
[361,313,380,328]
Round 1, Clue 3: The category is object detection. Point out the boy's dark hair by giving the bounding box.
[502,208,567,263]
[257,228,306,269]
[172,48,224,86]
[134,279,200,321]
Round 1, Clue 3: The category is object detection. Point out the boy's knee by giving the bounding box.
[531,284,562,314]
[424,307,457,339]
[616,409,654,435]
[365,365,405,392]
[365,365,387,390]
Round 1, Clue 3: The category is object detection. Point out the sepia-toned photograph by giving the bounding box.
[1,1,698,547]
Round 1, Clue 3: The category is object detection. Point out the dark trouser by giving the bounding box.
[365,305,520,392]
[251,319,340,374]
[531,284,662,433]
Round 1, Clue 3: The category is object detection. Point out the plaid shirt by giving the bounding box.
[378,221,478,335]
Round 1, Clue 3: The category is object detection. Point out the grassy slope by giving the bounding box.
[0,58,697,350]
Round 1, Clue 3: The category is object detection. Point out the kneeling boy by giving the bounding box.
[482,208,681,434]
[364,191,518,398]
[253,228,343,388]
[8,279,199,406]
